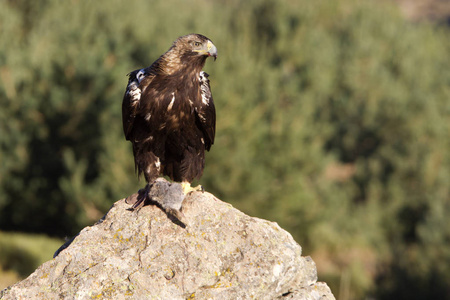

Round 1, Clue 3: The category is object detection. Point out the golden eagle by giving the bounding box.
[122,34,217,208]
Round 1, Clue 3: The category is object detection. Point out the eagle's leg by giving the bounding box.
[181,181,204,195]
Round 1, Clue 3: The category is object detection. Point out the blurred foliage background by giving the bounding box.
[0,0,449,299]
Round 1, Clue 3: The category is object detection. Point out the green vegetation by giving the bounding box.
[0,0,449,298]
[0,231,63,289]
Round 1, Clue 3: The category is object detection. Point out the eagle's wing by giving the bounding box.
[122,68,153,140]
[194,71,216,150]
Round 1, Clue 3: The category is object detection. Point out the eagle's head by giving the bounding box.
[157,34,217,75]
[173,34,218,62]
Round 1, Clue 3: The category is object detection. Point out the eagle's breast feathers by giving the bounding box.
[123,69,214,142]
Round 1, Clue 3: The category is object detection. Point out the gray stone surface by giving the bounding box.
[1,180,335,300]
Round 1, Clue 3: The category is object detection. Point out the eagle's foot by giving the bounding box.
[181,182,204,195]
[130,184,151,210]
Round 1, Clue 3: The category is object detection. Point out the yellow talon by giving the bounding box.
[181,182,204,195]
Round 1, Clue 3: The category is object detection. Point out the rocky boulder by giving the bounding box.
[1,180,335,299]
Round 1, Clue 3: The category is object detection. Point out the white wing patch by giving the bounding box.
[127,68,147,103]
[167,92,175,111]
[199,71,211,106]
[127,81,141,103]
[136,69,146,83]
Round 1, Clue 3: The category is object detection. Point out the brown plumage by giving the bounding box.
[122,34,217,201]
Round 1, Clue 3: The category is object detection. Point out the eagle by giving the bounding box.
[122,34,217,208]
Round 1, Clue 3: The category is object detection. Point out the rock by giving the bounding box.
[0,179,335,300]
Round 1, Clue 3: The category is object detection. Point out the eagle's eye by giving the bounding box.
[193,41,201,47]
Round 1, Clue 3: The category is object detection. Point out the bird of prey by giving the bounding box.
[122,34,217,209]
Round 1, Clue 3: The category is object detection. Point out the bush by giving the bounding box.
[0,231,63,290]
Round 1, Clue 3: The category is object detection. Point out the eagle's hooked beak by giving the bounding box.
[206,40,218,61]
[194,40,217,61]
